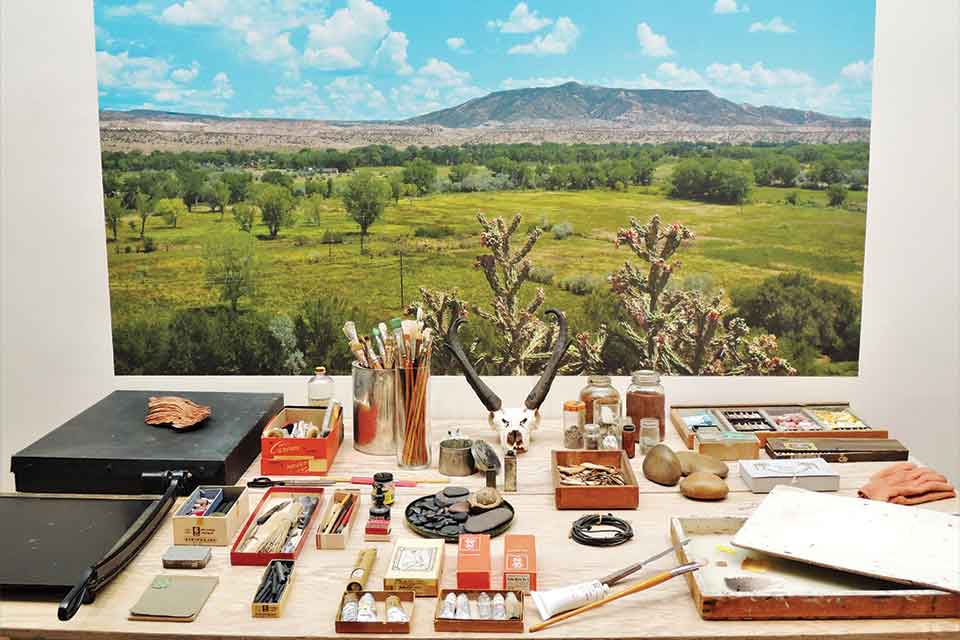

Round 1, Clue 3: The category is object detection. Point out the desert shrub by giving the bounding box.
[528,265,555,284]
[785,191,800,205]
[294,296,372,374]
[559,274,601,296]
[123,245,133,254]
[321,230,344,244]
[551,222,574,240]
[414,225,454,239]
[292,235,309,247]
[306,252,323,264]
[142,236,157,253]
[826,183,848,207]
[526,214,551,234]
[669,158,752,204]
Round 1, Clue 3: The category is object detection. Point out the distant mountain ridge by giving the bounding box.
[404,81,869,129]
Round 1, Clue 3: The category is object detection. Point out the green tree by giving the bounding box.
[261,170,294,189]
[104,196,123,241]
[155,197,187,228]
[814,157,845,185]
[343,171,390,254]
[204,179,230,218]
[305,177,323,196]
[232,201,257,233]
[826,183,848,207]
[221,171,253,203]
[176,167,207,211]
[252,183,296,238]
[402,158,437,195]
[389,173,403,204]
[134,191,152,239]
[325,177,335,198]
[449,163,474,184]
[300,193,325,226]
[203,232,258,312]
[669,158,752,204]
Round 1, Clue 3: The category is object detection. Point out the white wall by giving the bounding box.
[854,0,960,481]
[0,1,115,490]
[1,1,957,489]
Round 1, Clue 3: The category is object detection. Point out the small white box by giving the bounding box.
[739,458,839,493]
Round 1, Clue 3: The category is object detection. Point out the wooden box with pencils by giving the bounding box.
[316,489,361,550]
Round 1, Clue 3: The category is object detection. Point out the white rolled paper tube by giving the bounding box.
[531,580,611,621]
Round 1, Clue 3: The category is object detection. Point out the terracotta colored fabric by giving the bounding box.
[859,462,956,505]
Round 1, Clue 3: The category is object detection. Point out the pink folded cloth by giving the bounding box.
[858,462,956,505]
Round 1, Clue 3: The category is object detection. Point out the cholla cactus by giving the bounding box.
[611,215,794,375]
[408,288,481,374]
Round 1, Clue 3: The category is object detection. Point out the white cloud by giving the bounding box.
[326,76,387,115]
[271,80,330,119]
[96,50,172,90]
[304,0,390,69]
[508,16,579,56]
[104,2,154,18]
[749,17,794,33]
[488,3,552,34]
[500,76,578,89]
[706,62,813,87]
[390,58,486,118]
[656,62,704,87]
[713,0,748,15]
[841,59,873,84]
[170,61,200,83]
[636,22,674,57]
[244,30,297,63]
[373,31,413,75]
[446,37,466,51]
[158,0,225,25]
[211,71,234,98]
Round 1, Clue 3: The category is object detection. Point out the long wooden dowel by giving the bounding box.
[529,562,703,633]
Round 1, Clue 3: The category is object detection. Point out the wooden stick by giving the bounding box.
[529,562,703,633]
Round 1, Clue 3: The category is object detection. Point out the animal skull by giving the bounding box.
[446,308,571,454]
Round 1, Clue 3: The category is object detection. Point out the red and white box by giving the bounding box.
[456,534,491,590]
[502,534,537,592]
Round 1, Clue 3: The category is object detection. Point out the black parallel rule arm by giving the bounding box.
[58,470,191,621]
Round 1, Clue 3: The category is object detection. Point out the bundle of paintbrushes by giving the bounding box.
[344,311,433,469]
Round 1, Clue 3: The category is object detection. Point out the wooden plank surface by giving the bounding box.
[1,417,958,640]
[732,485,960,593]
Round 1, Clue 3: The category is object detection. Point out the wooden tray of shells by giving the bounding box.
[670,403,888,449]
[552,450,639,510]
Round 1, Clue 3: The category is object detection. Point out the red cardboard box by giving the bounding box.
[230,486,324,566]
[456,534,491,590]
[503,534,537,592]
[260,405,343,476]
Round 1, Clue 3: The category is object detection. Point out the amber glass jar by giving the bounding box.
[578,375,621,424]
[625,370,666,441]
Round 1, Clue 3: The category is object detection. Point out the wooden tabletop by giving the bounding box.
[1,418,957,640]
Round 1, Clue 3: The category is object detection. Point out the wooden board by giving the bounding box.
[732,485,960,594]
[2,418,958,640]
[671,516,959,620]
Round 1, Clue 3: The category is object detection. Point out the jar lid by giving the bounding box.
[315,366,326,374]
[373,472,394,483]
[584,422,600,432]
[639,417,660,428]
[631,369,661,385]
[587,375,612,384]
[563,400,586,411]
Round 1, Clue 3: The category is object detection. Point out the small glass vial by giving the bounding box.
[583,423,601,450]
[626,370,666,441]
[622,420,637,458]
[563,400,586,448]
[639,418,660,455]
[307,366,335,407]
[578,375,621,424]
[504,449,517,492]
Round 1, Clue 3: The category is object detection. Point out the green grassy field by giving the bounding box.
[107,184,867,346]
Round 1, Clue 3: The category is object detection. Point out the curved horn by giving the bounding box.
[525,308,572,410]
[445,316,502,412]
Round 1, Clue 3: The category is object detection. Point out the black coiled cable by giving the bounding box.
[569,513,634,547]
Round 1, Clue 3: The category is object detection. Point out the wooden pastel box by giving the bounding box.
[251,560,295,618]
[172,485,249,546]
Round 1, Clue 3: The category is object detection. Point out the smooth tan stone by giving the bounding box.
[642,444,682,486]
[676,451,729,478]
[679,471,729,500]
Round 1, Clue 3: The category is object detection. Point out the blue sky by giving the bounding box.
[95,0,875,120]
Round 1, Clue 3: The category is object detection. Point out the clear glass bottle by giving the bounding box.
[563,400,586,448]
[307,366,335,407]
[626,370,666,441]
[639,418,660,454]
[583,423,601,450]
[578,375,621,424]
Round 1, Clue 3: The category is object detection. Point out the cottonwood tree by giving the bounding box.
[155,198,187,229]
[134,191,152,239]
[203,232,258,312]
[300,193,325,226]
[402,159,436,195]
[343,171,390,254]
[104,196,123,241]
[204,179,230,218]
[252,183,296,238]
[232,202,257,232]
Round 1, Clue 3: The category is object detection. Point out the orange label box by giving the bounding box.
[503,534,537,592]
[260,405,343,476]
[456,534,491,590]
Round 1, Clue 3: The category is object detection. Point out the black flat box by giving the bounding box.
[12,391,283,494]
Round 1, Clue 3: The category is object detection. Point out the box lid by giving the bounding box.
[503,534,536,572]
[12,390,282,494]
[457,534,491,573]
[740,458,838,479]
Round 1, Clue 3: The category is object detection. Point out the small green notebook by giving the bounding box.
[129,575,219,622]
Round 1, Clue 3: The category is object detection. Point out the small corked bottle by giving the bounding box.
[621,420,637,459]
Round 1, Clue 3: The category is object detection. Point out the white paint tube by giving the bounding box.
[531,580,610,621]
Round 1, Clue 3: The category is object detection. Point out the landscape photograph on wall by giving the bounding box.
[96,0,875,377]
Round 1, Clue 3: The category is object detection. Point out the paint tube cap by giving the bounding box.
[389,318,402,330]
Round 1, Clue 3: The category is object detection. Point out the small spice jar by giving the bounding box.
[372,472,395,506]
[563,400,586,448]
[639,418,660,455]
[626,370,666,441]
[579,375,621,424]
[583,423,601,450]
[622,420,637,458]
[307,365,335,407]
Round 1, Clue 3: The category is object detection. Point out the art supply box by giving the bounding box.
[12,390,283,494]
[502,534,537,592]
[172,485,249,546]
[552,450,639,509]
[316,489,361,549]
[433,590,525,633]
[251,560,295,618]
[765,437,909,462]
[384,538,445,597]
[695,431,760,460]
[260,405,343,476]
[456,534,491,590]
[739,458,839,493]
[231,486,324,566]
[335,590,415,634]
